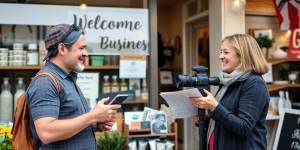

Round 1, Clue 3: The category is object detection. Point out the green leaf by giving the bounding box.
[96,131,126,150]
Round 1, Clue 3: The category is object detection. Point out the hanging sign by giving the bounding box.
[288,29,300,59]
[69,10,149,55]
[0,3,149,55]
[119,53,146,78]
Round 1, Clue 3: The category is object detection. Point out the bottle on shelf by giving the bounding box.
[14,77,25,112]
[111,75,119,92]
[141,79,148,101]
[0,78,13,121]
[120,79,128,91]
[278,91,285,115]
[284,91,292,109]
[102,75,111,94]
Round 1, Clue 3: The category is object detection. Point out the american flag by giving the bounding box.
[273,0,300,30]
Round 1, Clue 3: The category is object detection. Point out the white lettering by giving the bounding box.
[292,29,300,49]
[291,141,300,150]
[292,129,300,141]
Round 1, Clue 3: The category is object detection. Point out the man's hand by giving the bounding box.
[97,122,114,132]
[91,98,121,123]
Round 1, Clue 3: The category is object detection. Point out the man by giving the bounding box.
[26,24,121,149]
[151,113,167,134]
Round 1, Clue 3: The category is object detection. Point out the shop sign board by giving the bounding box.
[0,3,149,55]
[288,29,300,59]
[273,109,300,150]
[76,72,99,109]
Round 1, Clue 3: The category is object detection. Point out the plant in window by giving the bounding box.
[255,34,274,59]
[255,34,273,48]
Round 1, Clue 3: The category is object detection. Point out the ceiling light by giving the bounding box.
[80,4,87,9]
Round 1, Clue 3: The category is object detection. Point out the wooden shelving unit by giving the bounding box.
[124,122,178,150]
[268,83,300,92]
[0,65,119,70]
[266,58,300,92]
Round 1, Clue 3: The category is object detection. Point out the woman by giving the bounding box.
[190,34,270,150]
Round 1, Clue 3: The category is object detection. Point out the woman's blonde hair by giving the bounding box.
[223,34,268,74]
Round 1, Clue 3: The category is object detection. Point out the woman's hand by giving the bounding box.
[189,89,219,110]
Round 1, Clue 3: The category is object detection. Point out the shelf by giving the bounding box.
[268,83,300,92]
[129,133,176,138]
[0,66,41,70]
[85,65,119,70]
[0,65,119,70]
[122,99,147,105]
[124,122,178,150]
[129,128,150,133]
[267,58,300,65]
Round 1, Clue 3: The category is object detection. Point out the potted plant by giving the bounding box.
[255,34,274,59]
[96,131,126,150]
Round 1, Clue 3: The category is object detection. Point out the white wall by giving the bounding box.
[209,0,245,93]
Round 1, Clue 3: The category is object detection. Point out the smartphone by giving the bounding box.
[107,94,129,105]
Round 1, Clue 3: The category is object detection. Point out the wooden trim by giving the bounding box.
[268,83,300,92]
[122,99,147,105]
[149,0,159,109]
[267,58,300,65]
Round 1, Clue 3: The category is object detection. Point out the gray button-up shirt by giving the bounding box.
[26,61,96,150]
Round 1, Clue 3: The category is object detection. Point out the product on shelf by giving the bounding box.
[90,55,104,66]
[278,91,285,115]
[0,78,13,121]
[0,48,8,66]
[111,75,119,92]
[27,43,39,66]
[14,77,25,112]
[9,49,26,66]
[284,91,292,109]
[120,79,128,91]
[102,75,111,94]
[141,79,148,101]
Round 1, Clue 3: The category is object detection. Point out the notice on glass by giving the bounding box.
[77,72,99,109]
[119,53,146,78]
[160,88,202,119]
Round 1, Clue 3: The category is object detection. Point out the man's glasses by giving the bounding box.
[61,24,81,43]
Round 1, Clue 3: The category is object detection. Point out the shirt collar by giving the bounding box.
[45,61,78,81]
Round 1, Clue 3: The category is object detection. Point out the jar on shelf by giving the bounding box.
[0,48,8,66]
[27,43,39,66]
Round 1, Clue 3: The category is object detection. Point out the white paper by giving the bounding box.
[120,60,146,78]
[160,88,202,119]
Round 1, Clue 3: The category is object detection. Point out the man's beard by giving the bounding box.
[75,62,85,72]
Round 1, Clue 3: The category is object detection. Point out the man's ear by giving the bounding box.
[57,43,66,56]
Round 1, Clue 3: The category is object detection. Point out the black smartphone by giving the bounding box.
[107,94,129,105]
